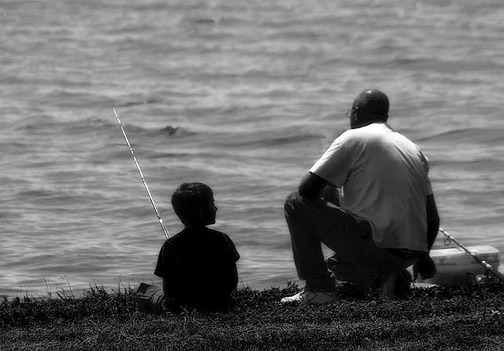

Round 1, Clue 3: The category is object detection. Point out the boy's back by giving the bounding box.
[155,226,240,310]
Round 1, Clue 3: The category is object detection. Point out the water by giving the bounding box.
[1,0,503,297]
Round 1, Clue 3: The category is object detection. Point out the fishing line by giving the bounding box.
[440,227,504,284]
[113,107,170,240]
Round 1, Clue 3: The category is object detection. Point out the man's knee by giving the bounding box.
[284,191,302,214]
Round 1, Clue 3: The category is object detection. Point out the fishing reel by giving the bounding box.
[473,271,501,285]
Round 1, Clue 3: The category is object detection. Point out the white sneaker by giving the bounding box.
[280,290,337,304]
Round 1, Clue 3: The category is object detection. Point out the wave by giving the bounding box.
[430,158,504,173]
[418,127,504,144]
[227,132,323,148]
[15,116,189,138]
[387,56,503,73]
[215,125,326,149]
[120,98,164,108]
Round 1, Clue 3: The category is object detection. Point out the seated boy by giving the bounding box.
[136,182,240,313]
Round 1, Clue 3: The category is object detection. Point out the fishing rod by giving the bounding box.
[113,107,170,240]
[440,227,504,284]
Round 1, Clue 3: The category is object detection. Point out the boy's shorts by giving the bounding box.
[135,283,166,315]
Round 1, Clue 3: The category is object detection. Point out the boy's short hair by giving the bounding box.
[171,182,213,226]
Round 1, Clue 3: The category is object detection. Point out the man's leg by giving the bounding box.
[326,255,381,289]
[284,192,370,292]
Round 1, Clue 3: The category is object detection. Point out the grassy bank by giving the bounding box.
[1,282,504,350]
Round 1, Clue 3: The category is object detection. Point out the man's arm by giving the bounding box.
[298,172,327,200]
[425,194,440,251]
[298,171,336,199]
[414,194,440,280]
[299,172,340,205]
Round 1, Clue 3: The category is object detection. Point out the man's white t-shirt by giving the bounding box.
[310,123,432,252]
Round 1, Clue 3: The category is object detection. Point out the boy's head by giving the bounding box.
[171,182,217,227]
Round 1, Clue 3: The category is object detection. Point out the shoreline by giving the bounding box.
[2,282,504,350]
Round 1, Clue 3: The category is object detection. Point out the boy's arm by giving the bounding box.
[162,278,175,296]
[223,235,239,292]
[154,243,178,297]
[226,264,239,292]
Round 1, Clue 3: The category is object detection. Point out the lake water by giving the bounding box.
[1,0,503,297]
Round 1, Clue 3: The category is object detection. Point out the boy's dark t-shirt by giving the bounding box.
[154,226,239,309]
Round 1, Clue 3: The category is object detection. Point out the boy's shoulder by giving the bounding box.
[202,226,230,237]
[165,226,232,245]
[204,227,237,246]
[159,226,239,261]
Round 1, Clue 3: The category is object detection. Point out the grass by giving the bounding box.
[1,282,504,350]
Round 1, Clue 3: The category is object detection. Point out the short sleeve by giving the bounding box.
[154,240,176,278]
[309,134,353,187]
[222,234,240,263]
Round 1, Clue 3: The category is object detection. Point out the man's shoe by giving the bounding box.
[379,270,412,300]
[280,290,337,304]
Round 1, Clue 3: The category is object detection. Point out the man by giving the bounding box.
[282,89,440,303]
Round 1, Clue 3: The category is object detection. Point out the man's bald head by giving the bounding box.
[349,89,389,128]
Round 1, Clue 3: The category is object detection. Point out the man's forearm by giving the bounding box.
[298,172,329,200]
[425,194,440,252]
[320,185,340,206]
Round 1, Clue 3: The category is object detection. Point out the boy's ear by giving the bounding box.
[198,206,213,225]
[197,207,209,223]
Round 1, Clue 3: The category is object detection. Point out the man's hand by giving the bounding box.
[298,172,329,200]
[320,186,340,206]
[413,254,437,280]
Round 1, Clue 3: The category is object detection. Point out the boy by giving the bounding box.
[136,182,240,313]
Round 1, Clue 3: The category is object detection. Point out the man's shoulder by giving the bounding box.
[335,123,385,141]
[331,125,379,150]
[346,123,417,145]
[351,123,390,136]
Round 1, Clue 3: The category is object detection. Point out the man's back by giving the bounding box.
[311,123,433,250]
